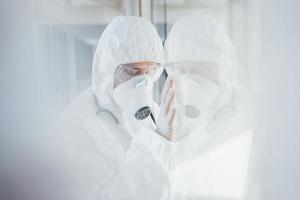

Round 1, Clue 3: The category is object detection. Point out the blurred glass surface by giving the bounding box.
[3,0,300,200]
[0,1,275,200]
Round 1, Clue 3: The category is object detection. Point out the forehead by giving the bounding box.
[124,61,159,68]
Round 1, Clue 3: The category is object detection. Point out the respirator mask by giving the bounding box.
[167,61,220,138]
[112,62,163,132]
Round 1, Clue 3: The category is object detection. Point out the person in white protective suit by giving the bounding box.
[49,14,252,200]
[161,13,254,167]
[52,16,174,200]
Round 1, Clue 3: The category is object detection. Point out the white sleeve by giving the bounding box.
[99,128,171,200]
[51,112,171,200]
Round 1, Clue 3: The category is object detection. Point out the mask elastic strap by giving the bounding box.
[92,93,120,124]
[150,112,156,124]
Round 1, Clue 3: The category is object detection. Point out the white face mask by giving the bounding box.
[113,75,155,133]
[175,73,219,136]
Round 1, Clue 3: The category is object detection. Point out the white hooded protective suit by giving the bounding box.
[164,14,253,166]
[53,16,171,200]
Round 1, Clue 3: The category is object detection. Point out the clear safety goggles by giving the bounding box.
[114,62,163,87]
[166,61,219,84]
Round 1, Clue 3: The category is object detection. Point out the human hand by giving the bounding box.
[156,78,176,141]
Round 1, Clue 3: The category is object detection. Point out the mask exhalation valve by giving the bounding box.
[135,106,151,120]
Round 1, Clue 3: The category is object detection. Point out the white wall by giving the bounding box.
[249,0,300,199]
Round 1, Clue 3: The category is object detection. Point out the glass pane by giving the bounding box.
[151,0,258,199]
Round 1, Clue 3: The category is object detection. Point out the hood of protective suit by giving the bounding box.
[164,13,237,87]
[165,13,240,132]
[92,16,164,105]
